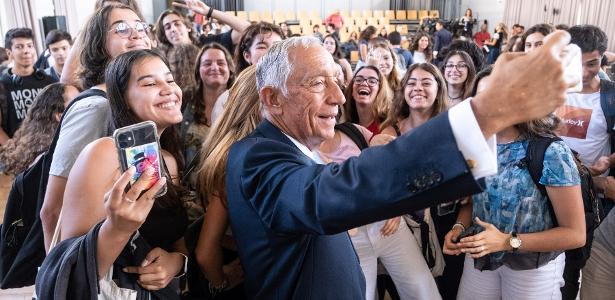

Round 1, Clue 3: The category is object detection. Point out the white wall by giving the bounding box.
[460,0,506,32]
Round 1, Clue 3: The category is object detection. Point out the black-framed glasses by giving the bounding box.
[444,63,468,71]
[353,76,379,87]
[108,21,149,38]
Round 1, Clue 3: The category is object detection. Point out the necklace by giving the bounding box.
[448,92,462,101]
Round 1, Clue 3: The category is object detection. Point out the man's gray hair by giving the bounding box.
[256,36,322,95]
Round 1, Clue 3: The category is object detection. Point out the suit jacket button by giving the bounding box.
[414,178,424,189]
[431,171,442,183]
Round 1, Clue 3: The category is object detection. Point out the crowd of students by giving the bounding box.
[0,0,614,299]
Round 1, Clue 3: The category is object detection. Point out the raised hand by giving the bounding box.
[104,166,166,236]
[172,0,210,16]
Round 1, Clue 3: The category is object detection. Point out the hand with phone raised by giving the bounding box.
[104,165,166,236]
[96,165,167,279]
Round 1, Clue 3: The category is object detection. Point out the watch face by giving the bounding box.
[510,237,522,249]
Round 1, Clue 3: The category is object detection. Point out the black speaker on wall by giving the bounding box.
[41,16,67,37]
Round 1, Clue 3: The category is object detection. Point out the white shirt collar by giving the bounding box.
[283,133,325,164]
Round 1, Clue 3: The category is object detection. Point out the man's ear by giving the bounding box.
[260,86,283,115]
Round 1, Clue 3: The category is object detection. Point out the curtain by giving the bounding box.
[504,0,579,28]
[5,0,43,52]
[578,0,615,51]
[206,0,243,11]
[390,0,432,10]
[53,0,80,35]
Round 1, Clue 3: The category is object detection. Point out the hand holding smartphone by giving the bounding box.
[114,121,167,198]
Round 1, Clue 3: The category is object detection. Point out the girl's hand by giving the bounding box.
[380,217,401,236]
[442,226,463,255]
[123,248,185,291]
[223,259,244,289]
[457,217,510,258]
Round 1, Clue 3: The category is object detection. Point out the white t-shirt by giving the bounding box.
[557,91,610,170]
[412,51,426,64]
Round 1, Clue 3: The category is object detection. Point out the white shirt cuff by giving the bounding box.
[448,98,497,179]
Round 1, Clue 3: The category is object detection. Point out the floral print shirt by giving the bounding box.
[470,139,580,267]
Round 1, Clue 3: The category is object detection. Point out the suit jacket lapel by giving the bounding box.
[252,120,316,166]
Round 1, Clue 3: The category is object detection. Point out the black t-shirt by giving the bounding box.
[198,30,234,54]
[0,68,57,137]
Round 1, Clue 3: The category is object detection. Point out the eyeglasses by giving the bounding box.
[353,76,379,87]
[444,63,468,71]
[108,21,149,38]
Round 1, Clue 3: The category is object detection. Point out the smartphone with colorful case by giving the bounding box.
[113,120,167,198]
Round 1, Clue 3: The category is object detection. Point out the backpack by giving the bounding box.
[0,88,107,288]
[524,136,604,269]
[599,79,615,177]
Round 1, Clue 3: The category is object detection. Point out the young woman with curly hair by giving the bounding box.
[0,83,78,175]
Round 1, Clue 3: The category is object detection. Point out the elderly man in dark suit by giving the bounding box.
[226,32,575,299]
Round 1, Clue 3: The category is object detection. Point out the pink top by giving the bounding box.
[318,124,373,163]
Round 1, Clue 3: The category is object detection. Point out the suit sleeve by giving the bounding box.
[228,112,483,235]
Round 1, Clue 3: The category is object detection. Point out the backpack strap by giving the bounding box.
[600,79,615,176]
[524,136,562,225]
[1,81,8,133]
[335,122,369,150]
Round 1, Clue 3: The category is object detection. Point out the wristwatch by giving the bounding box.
[509,232,522,252]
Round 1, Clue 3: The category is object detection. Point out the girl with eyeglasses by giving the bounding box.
[342,65,390,135]
[441,50,476,107]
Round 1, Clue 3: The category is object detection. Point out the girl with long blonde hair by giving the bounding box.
[194,65,260,297]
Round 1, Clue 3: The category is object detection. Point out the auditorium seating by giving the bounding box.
[227,8,440,37]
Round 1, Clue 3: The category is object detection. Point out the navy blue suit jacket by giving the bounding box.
[434,28,453,52]
[226,113,483,299]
